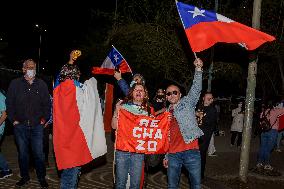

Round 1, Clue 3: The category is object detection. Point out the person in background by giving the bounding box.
[6,59,50,188]
[0,90,12,179]
[276,114,284,152]
[114,71,145,96]
[230,102,245,148]
[256,103,284,174]
[152,88,166,116]
[197,92,218,180]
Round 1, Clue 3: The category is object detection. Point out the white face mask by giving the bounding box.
[26,70,36,78]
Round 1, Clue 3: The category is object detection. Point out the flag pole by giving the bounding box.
[193,52,198,60]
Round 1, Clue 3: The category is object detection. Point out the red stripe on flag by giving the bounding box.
[185,21,275,52]
[53,80,93,170]
[103,83,113,132]
[119,60,132,73]
[92,67,115,75]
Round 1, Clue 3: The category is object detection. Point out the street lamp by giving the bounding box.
[35,24,47,73]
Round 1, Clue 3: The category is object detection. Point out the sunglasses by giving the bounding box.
[166,91,179,96]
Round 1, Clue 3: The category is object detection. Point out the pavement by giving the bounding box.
[1,118,284,189]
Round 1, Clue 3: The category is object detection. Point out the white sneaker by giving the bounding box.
[264,164,274,171]
[275,149,282,153]
[208,152,217,157]
[256,163,263,169]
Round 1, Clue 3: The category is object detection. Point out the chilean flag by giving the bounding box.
[176,2,275,52]
[53,77,107,170]
[92,46,132,75]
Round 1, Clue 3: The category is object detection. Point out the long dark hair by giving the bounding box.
[122,83,150,113]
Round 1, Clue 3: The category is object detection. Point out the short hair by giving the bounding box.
[23,59,36,68]
[202,91,213,97]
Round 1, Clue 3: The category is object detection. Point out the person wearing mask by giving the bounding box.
[152,88,166,116]
[6,59,50,188]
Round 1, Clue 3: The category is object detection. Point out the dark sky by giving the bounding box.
[0,2,114,75]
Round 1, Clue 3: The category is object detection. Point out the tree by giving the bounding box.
[239,0,262,183]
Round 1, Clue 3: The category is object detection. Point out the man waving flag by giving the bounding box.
[176,1,275,52]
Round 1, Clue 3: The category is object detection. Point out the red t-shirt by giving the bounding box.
[168,115,199,153]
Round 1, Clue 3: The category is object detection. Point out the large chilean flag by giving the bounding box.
[53,77,107,170]
[176,2,275,52]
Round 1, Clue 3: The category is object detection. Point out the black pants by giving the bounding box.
[231,131,242,147]
[43,126,50,163]
[198,131,213,179]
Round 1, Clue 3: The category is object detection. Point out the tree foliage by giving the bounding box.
[77,0,284,97]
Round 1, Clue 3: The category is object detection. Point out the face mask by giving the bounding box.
[26,70,36,78]
[156,95,165,100]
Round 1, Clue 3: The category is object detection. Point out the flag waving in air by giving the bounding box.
[92,46,132,75]
[176,1,275,52]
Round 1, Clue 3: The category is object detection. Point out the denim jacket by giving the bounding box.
[172,70,204,144]
[117,79,129,96]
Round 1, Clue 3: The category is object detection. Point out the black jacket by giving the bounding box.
[6,77,50,126]
[201,105,218,137]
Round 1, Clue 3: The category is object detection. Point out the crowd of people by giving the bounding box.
[0,51,283,189]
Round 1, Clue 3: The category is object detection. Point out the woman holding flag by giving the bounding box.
[53,50,107,189]
[112,82,154,189]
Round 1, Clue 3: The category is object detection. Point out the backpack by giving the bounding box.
[259,109,276,132]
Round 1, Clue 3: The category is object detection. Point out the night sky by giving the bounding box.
[0,2,114,75]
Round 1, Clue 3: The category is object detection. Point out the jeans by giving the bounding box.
[115,150,144,189]
[14,124,46,181]
[0,135,10,171]
[60,167,81,189]
[276,130,284,149]
[257,129,278,165]
[167,150,201,189]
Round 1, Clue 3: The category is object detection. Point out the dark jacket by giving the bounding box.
[6,77,50,126]
[201,105,217,137]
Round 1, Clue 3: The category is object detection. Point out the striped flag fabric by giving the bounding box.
[176,1,275,52]
[92,46,132,75]
[53,77,107,170]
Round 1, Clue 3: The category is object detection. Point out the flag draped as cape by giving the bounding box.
[53,77,107,170]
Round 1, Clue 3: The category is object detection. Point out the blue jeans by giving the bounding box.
[115,150,144,189]
[60,167,81,189]
[167,150,201,189]
[276,130,284,149]
[257,129,278,165]
[0,135,10,171]
[14,124,46,181]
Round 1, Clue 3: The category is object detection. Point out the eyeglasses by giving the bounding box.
[166,91,179,96]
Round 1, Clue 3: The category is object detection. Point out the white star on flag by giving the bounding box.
[188,7,205,18]
[114,54,119,62]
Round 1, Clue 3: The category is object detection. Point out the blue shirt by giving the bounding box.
[0,92,6,135]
